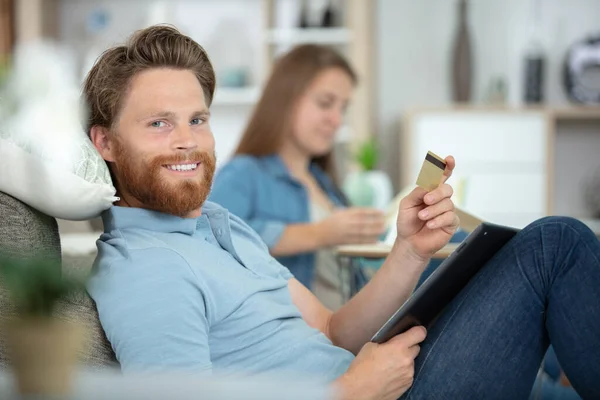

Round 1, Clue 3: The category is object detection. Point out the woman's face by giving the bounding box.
[289,67,353,157]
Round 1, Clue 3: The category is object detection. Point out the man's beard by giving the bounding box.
[111,141,216,217]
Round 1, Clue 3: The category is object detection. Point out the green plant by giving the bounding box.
[0,254,86,317]
[353,137,378,171]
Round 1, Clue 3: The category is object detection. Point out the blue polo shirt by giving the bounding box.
[87,202,354,380]
[209,154,347,288]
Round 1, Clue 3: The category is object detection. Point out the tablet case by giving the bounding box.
[371,222,519,344]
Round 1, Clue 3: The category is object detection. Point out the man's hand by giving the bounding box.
[396,156,459,261]
[334,326,426,400]
[317,208,386,247]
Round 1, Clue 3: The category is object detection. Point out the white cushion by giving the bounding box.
[0,138,117,220]
[0,40,117,220]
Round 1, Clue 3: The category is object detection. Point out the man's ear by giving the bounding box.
[90,126,116,162]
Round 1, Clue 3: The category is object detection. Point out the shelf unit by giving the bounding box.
[400,105,600,229]
[0,0,14,58]
[265,27,351,45]
[262,0,374,143]
[14,0,58,42]
[15,0,375,145]
[551,106,600,121]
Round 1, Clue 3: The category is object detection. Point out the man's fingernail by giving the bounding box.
[427,221,436,229]
[419,210,428,218]
[425,195,434,203]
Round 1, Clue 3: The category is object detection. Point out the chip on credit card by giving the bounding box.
[416,151,446,191]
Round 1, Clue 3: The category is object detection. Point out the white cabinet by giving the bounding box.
[401,109,552,229]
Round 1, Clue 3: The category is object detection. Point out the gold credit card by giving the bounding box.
[416,151,446,191]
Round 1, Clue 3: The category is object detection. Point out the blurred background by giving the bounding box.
[1,0,600,240]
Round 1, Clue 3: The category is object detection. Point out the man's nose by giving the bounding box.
[172,125,198,151]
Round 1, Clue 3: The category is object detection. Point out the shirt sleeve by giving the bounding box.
[88,247,212,374]
[210,158,286,249]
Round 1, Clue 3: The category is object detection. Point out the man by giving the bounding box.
[85,25,600,399]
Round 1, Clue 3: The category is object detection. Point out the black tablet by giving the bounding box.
[371,222,520,344]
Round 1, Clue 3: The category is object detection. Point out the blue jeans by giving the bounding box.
[400,217,600,399]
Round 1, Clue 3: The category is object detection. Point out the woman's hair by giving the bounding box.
[234,44,357,179]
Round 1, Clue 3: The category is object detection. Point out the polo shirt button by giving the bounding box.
[215,228,223,237]
[213,211,222,218]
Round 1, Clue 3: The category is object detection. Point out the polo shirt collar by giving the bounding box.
[102,203,224,235]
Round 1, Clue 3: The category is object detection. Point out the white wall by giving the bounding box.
[376,0,600,217]
[377,0,600,113]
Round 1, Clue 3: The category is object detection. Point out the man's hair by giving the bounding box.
[82,25,215,136]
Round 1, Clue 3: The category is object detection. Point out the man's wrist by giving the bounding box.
[390,238,430,270]
[332,372,359,400]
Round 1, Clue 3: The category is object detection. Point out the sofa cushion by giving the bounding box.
[60,256,118,368]
[0,191,117,368]
[0,191,61,261]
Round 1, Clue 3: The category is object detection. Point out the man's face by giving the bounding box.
[97,68,216,217]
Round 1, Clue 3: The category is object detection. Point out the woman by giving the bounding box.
[209,44,385,310]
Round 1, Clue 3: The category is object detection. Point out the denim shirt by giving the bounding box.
[209,154,346,288]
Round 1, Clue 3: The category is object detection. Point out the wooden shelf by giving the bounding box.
[265,28,351,45]
[336,242,458,259]
[551,106,600,121]
[407,105,600,121]
[262,0,373,142]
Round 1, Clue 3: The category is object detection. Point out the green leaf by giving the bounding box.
[353,137,378,171]
[0,252,87,317]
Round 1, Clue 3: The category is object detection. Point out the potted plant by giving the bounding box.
[0,254,87,397]
[343,137,393,209]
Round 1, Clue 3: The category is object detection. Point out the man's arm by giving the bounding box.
[291,174,458,355]
[289,240,427,354]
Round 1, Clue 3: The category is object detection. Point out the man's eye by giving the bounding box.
[190,118,204,126]
[151,121,166,128]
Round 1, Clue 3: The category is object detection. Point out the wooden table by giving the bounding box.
[334,243,459,302]
[335,242,459,259]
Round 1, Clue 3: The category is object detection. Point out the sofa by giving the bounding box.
[0,191,118,368]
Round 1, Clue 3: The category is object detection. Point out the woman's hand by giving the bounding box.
[318,207,386,247]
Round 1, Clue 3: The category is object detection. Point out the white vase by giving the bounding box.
[343,170,393,210]
[274,0,302,29]
[364,170,393,211]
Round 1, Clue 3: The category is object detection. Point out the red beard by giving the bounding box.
[112,142,216,217]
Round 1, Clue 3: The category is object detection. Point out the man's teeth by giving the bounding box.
[166,163,198,171]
